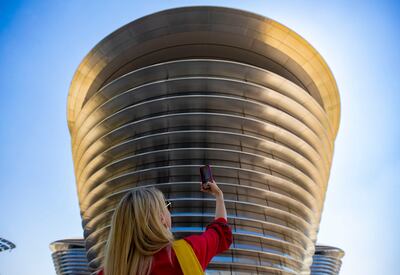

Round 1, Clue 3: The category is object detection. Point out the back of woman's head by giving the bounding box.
[103,187,174,275]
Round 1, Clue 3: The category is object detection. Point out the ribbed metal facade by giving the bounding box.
[50,239,91,275]
[0,238,16,252]
[67,7,341,274]
[311,245,344,275]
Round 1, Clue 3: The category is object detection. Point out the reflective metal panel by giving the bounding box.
[49,239,91,275]
[67,7,341,275]
[0,238,16,252]
[311,245,345,275]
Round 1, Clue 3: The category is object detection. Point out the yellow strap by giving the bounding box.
[172,239,204,275]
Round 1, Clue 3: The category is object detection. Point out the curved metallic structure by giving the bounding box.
[50,239,91,275]
[0,238,16,252]
[67,6,340,274]
[311,245,344,275]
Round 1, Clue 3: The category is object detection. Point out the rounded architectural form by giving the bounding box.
[311,245,345,275]
[50,239,91,275]
[67,6,340,274]
[0,238,16,252]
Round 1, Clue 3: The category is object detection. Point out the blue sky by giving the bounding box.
[0,1,399,274]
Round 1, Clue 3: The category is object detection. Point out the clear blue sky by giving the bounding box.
[0,1,399,274]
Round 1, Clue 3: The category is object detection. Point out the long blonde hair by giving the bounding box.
[103,187,174,275]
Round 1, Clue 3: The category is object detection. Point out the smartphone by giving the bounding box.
[200,165,213,190]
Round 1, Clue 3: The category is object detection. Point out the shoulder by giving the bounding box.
[183,218,232,270]
[185,217,231,243]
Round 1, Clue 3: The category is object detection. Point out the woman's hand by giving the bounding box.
[200,180,223,198]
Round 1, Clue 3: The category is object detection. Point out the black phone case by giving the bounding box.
[200,165,213,187]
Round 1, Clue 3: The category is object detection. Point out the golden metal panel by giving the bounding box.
[66,7,341,275]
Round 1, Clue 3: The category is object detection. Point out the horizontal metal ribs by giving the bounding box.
[71,59,335,274]
[50,241,91,275]
[310,246,344,275]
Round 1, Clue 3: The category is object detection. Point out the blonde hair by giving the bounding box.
[103,187,174,275]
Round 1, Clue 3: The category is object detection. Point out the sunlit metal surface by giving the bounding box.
[50,239,91,275]
[311,245,344,275]
[67,6,341,274]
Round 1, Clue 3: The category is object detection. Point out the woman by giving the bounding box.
[98,180,232,275]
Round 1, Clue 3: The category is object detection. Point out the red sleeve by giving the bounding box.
[98,270,104,275]
[184,217,232,270]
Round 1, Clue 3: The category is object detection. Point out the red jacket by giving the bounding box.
[98,218,232,275]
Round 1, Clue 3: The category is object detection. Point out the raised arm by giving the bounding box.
[200,180,227,221]
[184,180,231,270]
